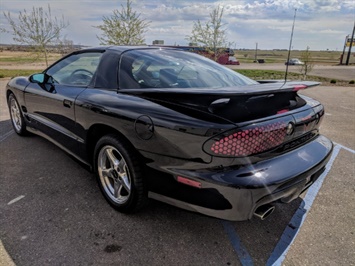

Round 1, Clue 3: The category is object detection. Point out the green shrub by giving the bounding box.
[0,74,4,78]
[330,79,337,84]
[349,80,355,84]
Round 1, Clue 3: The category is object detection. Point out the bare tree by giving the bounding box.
[187,6,228,61]
[299,46,314,80]
[3,5,69,66]
[95,0,150,45]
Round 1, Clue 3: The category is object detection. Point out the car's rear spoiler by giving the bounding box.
[120,81,321,123]
[120,81,320,97]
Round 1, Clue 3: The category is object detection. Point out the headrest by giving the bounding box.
[159,68,177,87]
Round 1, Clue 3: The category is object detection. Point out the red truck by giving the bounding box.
[152,45,240,65]
[218,54,240,65]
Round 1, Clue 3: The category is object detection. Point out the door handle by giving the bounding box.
[63,99,72,108]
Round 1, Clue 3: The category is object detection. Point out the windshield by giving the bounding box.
[119,49,257,89]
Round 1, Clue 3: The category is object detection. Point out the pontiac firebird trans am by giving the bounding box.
[6,46,333,221]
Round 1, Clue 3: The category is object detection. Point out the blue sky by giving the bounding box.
[0,0,354,50]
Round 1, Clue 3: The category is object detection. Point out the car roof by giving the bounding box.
[107,45,150,52]
[80,45,177,55]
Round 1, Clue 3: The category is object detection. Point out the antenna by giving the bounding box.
[285,9,297,82]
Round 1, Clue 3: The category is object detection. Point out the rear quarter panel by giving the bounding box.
[74,88,231,164]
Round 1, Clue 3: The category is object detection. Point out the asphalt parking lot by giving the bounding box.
[0,77,354,265]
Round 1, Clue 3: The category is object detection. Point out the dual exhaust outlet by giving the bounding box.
[254,204,275,220]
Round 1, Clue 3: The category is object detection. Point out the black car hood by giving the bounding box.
[120,81,320,123]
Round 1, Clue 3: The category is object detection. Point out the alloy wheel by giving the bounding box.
[10,97,22,132]
[97,145,131,204]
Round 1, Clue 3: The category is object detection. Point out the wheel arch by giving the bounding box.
[86,123,139,166]
[6,89,13,100]
[6,87,27,114]
[6,89,23,106]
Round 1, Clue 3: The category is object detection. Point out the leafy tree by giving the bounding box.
[299,46,314,80]
[187,6,228,61]
[3,5,69,66]
[95,0,150,45]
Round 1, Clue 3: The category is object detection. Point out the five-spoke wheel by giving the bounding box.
[94,135,147,212]
[8,93,27,135]
[98,145,132,204]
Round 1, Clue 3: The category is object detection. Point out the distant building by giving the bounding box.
[152,40,164,45]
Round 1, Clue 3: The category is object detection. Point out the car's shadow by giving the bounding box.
[0,133,303,265]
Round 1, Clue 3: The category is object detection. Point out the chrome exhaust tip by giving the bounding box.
[254,204,275,220]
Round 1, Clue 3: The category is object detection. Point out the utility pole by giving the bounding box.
[254,42,258,62]
[345,21,355,65]
[341,35,349,64]
[285,9,297,81]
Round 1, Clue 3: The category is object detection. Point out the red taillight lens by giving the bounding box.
[292,85,307,91]
[206,118,291,157]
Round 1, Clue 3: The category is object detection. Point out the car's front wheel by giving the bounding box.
[94,134,147,213]
[8,93,28,136]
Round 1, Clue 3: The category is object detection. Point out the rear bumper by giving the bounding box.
[148,135,333,221]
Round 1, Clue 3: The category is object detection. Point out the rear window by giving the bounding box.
[119,49,257,89]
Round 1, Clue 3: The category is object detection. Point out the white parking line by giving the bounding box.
[224,143,352,266]
[266,144,342,265]
[0,130,14,143]
[335,143,355,154]
[7,195,25,205]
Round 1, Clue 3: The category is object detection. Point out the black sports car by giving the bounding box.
[6,46,333,221]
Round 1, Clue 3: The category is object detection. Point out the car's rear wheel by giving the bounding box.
[8,93,27,136]
[94,134,147,213]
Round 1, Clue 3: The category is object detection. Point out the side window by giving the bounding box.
[46,52,102,86]
[119,51,189,89]
[119,49,257,89]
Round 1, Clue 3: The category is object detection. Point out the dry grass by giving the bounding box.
[0,50,61,66]
[236,49,342,65]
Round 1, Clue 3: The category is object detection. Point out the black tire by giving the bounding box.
[94,134,147,213]
[8,93,28,136]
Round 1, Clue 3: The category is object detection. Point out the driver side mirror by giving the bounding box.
[29,73,45,84]
[29,73,55,84]
[29,73,56,93]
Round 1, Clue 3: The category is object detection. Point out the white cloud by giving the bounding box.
[0,0,353,50]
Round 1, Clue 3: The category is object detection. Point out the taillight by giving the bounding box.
[292,85,307,91]
[204,117,292,157]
